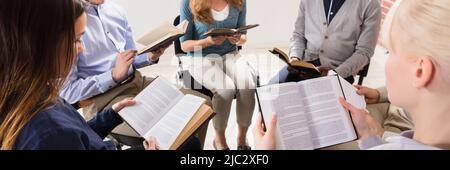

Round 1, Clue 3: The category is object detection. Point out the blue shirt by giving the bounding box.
[60,1,156,104]
[13,99,122,150]
[180,0,247,57]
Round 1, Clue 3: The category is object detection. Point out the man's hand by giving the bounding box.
[112,50,136,83]
[289,57,301,63]
[317,66,331,77]
[112,98,136,113]
[354,85,381,104]
[286,57,301,74]
[149,47,167,62]
[339,97,384,141]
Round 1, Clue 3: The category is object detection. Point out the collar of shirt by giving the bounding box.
[323,0,346,24]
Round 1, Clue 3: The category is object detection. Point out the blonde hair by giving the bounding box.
[382,0,450,79]
[190,0,243,24]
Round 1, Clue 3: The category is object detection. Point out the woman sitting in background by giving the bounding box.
[180,0,255,150]
[254,0,450,150]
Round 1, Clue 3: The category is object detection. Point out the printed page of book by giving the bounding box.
[257,83,315,150]
[339,76,366,109]
[297,76,358,149]
[143,94,205,150]
[118,77,184,138]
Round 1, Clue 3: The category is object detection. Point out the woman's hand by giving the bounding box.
[227,33,242,45]
[354,85,381,104]
[112,98,136,113]
[144,136,160,150]
[253,113,278,150]
[206,36,227,46]
[339,97,384,141]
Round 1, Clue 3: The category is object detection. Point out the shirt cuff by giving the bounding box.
[359,135,384,150]
[334,66,352,78]
[105,107,124,126]
[97,70,118,93]
[134,53,158,69]
[377,87,389,103]
[289,51,302,60]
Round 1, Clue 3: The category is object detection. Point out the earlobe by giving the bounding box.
[414,58,435,88]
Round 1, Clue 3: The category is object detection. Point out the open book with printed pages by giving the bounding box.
[269,48,322,79]
[118,76,214,150]
[136,20,189,55]
[203,24,259,37]
[256,75,366,150]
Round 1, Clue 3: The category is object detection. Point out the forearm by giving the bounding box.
[181,38,211,52]
[289,33,306,60]
[60,70,117,104]
[335,52,371,78]
[133,53,158,69]
[87,107,123,139]
[289,1,306,59]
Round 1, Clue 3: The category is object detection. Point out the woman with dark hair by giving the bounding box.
[0,0,156,150]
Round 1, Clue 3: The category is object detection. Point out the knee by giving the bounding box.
[237,88,256,99]
[214,88,237,101]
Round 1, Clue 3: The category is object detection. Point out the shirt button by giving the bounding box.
[324,36,329,39]
[323,22,327,26]
[320,50,324,53]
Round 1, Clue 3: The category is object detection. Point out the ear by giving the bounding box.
[413,57,435,88]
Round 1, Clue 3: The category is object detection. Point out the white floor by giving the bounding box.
[135,45,389,150]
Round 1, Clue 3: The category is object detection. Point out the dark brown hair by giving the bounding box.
[0,0,86,149]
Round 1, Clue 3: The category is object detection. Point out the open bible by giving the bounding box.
[118,77,214,150]
[256,75,366,150]
[136,20,189,55]
[269,48,321,79]
[203,24,259,37]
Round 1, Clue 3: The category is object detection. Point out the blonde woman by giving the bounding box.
[180,0,255,150]
[255,0,450,150]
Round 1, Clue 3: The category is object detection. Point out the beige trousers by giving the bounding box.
[186,52,256,131]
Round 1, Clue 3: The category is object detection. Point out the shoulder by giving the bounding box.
[370,136,441,150]
[27,100,85,130]
[360,0,381,10]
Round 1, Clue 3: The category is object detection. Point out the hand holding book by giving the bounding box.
[227,33,243,45]
[203,24,259,37]
[118,77,214,150]
[339,97,384,141]
[270,48,322,79]
[136,20,189,55]
[257,75,366,150]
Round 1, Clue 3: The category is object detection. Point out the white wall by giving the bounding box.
[110,0,300,48]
